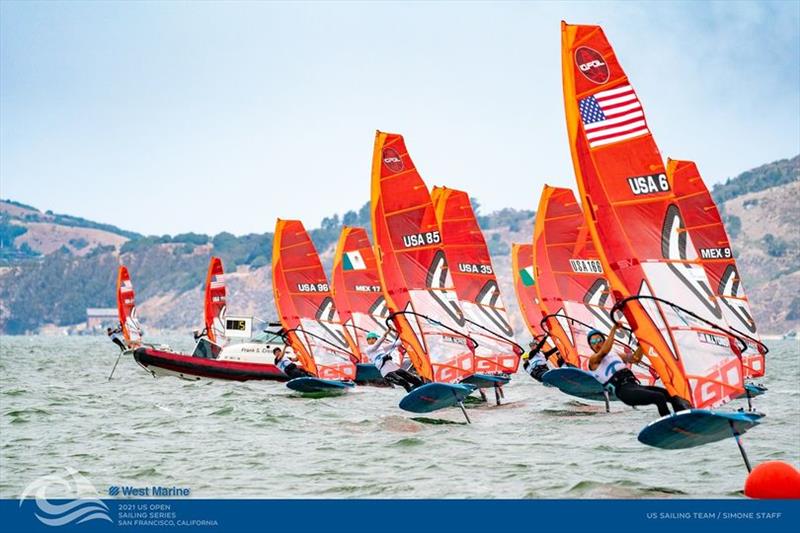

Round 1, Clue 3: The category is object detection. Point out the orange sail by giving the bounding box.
[203,256,227,344]
[331,226,392,363]
[668,159,766,378]
[511,243,546,338]
[371,131,475,383]
[115,265,142,345]
[271,219,358,381]
[562,22,745,408]
[431,186,520,374]
[533,185,653,382]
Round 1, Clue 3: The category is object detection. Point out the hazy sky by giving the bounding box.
[2,1,798,236]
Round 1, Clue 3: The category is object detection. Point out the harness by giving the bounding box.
[605,367,638,396]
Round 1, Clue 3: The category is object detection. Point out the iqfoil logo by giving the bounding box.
[19,467,112,526]
[108,485,191,497]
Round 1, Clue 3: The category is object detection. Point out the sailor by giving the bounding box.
[192,327,208,341]
[521,334,563,382]
[365,330,423,392]
[107,325,127,351]
[587,325,690,416]
[273,347,313,379]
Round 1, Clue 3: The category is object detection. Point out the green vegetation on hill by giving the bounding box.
[0,250,119,334]
[711,155,799,204]
[0,199,141,241]
[0,218,39,263]
[0,154,797,334]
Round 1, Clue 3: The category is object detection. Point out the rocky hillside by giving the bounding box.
[0,155,797,336]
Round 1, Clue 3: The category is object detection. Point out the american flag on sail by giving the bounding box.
[578,85,649,148]
[120,280,134,294]
[209,274,225,290]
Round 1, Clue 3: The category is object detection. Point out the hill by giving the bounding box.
[0,155,796,336]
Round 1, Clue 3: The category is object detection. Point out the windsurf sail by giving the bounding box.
[203,256,227,344]
[431,186,521,374]
[331,226,394,363]
[668,159,766,378]
[561,22,745,408]
[271,219,358,381]
[533,185,645,373]
[511,243,546,337]
[370,130,475,383]
[116,265,142,345]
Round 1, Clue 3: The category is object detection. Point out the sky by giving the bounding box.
[1,1,798,236]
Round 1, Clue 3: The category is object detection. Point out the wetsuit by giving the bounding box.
[588,353,685,417]
[367,338,423,392]
[276,355,313,379]
[522,337,560,383]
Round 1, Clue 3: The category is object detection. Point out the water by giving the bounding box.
[1,335,798,499]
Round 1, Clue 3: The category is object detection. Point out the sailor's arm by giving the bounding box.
[589,325,619,368]
[373,329,392,349]
[622,345,645,365]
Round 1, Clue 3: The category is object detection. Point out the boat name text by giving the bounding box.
[569,259,604,274]
[627,173,670,195]
[297,283,329,292]
[402,231,441,248]
[458,263,493,275]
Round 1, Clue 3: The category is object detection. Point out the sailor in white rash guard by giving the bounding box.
[364,330,424,392]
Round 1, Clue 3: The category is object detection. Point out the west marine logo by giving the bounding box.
[575,46,610,84]
[382,147,404,173]
[627,173,670,196]
[19,468,112,527]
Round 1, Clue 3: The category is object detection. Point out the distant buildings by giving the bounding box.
[86,308,117,330]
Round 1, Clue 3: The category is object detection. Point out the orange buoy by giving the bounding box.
[744,461,800,499]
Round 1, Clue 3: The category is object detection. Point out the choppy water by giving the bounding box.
[1,335,798,499]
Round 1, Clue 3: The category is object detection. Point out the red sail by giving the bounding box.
[331,226,393,363]
[371,131,475,383]
[533,185,654,383]
[432,186,520,373]
[116,265,142,345]
[562,22,744,408]
[203,256,227,344]
[511,243,546,338]
[272,219,358,380]
[669,159,766,378]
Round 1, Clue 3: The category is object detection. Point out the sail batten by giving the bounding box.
[432,186,520,374]
[668,158,766,378]
[116,265,142,345]
[371,131,475,383]
[561,22,745,408]
[203,257,227,344]
[533,185,644,376]
[331,226,395,364]
[272,219,357,381]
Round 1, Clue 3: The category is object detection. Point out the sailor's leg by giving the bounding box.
[385,371,413,392]
[615,383,671,417]
[640,385,689,413]
[396,369,424,388]
[530,364,548,383]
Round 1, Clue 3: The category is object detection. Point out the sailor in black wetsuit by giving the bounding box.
[522,335,563,382]
[274,347,313,379]
[586,325,691,417]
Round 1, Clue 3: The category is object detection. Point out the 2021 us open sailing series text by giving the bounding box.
[2,2,799,532]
